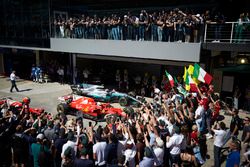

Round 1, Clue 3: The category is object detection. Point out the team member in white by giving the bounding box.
[10,70,19,92]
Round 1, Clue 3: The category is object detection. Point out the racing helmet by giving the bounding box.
[22,97,31,104]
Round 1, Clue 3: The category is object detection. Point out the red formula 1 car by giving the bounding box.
[57,95,127,122]
[0,97,44,116]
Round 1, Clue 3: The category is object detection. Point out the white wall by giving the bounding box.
[51,38,201,62]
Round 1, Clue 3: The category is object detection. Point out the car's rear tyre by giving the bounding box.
[57,103,68,113]
[119,97,128,106]
[104,114,117,123]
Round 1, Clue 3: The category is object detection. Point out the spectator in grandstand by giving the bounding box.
[212,12,225,42]
[150,12,158,41]
[234,13,245,43]
[58,19,65,38]
[138,10,147,41]
[157,15,164,42]
[184,15,193,42]
[192,14,202,43]
[175,18,185,42]
[52,8,234,43]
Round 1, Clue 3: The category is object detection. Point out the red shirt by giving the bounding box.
[199,97,209,111]
[190,131,199,144]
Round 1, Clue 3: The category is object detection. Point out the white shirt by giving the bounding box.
[117,138,128,157]
[57,69,64,76]
[153,147,164,166]
[195,105,204,121]
[93,141,107,166]
[157,116,168,125]
[166,120,174,136]
[213,129,226,147]
[166,133,184,155]
[124,139,136,167]
[10,73,16,81]
[83,69,90,78]
[61,140,76,158]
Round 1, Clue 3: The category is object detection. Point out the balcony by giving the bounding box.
[203,21,250,52]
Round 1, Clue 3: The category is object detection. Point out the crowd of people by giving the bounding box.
[1,75,250,167]
[30,62,72,85]
[53,8,211,43]
[53,8,250,43]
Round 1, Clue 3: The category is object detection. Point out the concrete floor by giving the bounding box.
[0,75,248,167]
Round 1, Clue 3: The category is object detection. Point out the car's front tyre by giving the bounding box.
[57,103,69,113]
[119,97,128,106]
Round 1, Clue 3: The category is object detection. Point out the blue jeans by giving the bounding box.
[139,25,145,40]
[151,24,158,41]
[127,25,133,40]
[107,28,112,39]
[111,27,119,40]
[157,27,163,41]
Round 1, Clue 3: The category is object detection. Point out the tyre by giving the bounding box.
[57,103,68,113]
[104,114,117,123]
[119,97,128,106]
[123,106,134,114]
[76,110,83,118]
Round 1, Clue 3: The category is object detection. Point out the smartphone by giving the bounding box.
[89,122,92,127]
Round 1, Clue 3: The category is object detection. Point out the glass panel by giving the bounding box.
[0,0,50,48]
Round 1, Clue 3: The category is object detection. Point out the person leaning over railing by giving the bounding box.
[52,8,238,43]
[234,13,245,43]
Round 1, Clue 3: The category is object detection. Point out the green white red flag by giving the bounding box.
[165,71,174,88]
[185,72,198,92]
[193,63,213,85]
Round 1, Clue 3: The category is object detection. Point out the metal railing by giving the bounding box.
[204,21,250,43]
[50,21,250,44]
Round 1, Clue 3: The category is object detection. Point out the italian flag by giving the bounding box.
[193,63,213,85]
[165,71,174,88]
[185,73,198,92]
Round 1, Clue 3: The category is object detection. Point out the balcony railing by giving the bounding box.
[50,21,250,44]
[204,21,250,43]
